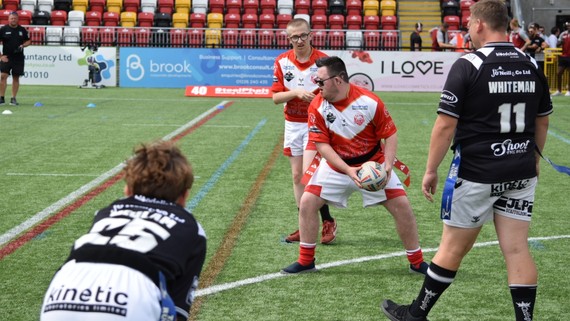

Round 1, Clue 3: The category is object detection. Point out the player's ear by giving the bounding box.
[124,185,133,196]
[176,190,190,207]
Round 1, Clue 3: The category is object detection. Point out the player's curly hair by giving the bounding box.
[124,140,193,203]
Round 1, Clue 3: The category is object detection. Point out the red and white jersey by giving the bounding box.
[307,84,397,166]
[559,30,570,57]
[272,48,328,123]
[509,29,528,49]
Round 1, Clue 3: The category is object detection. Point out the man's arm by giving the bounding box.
[315,142,362,187]
[272,89,315,104]
[534,115,549,176]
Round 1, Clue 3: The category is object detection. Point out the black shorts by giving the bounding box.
[559,56,570,69]
[0,59,25,76]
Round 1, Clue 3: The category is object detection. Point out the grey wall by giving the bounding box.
[516,0,570,33]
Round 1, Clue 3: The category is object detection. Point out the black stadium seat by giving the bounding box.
[32,11,51,25]
[154,12,172,27]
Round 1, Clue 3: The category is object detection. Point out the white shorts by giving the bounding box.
[283,120,316,157]
[305,159,407,208]
[444,177,537,228]
[40,261,162,321]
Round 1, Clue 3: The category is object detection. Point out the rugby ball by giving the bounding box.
[357,161,388,191]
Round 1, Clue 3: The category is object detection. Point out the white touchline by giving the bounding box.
[0,101,228,247]
[195,235,570,297]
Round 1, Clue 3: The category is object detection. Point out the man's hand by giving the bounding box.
[422,171,438,202]
[295,89,316,102]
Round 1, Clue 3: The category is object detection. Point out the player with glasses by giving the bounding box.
[272,18,338,245]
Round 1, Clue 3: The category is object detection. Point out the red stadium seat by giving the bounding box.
[134,28,150,47]
[158,0,174,14]
[103,11,119,26]
[85,11,102,26]
[226,0,242,14]
[363,30,379,49]
[170,28,187,47]
[346,14,361,30]
[225,13,241,28]
[381,15,396,30]
[223,29,239,47]
[258,29,274,48]
[242,13,257,28]
[28,26,46,45]
[276,13,291,28]
[444,15,460,30]
[276,29,288,48]
[187,29,204,47]
[190,13,206,27]
[117,27,134,46]
[328,30,344,49]
[311,14,326,30]
[294,0,310,14]
[124,0,141,12]
[243,0,259,14]
[81,26,98,45]
[17,10,33,25]
[461,14,470,29]
[0,10,12,26]
[209,0,225,13]
[138,12,154,27]
[89,0,106,13]
[312,30,326,48]
[346,0,362,16]
[363,14,379,29]
[460,0,474,16]
[50,10,67,26]
[99,27,116,46]
[3,0,20,11]
[240,29,256,47]
[260,0,276,14]
[328,14,344,29]
[381,30,398,50]
[311,0,327,15]
[259,13,274,28]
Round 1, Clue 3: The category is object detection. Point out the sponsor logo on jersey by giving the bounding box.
[490,179,529,196]
[490,139,531,157]
[284,71,294,82]
[44,285,129,316]
[488,81,536,93]
[354,114,364,126]
[495,51,519,57]
[273,75,278,83]
[440,90,458,106]
[351,104,368,110]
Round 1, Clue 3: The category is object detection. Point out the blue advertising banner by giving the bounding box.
[119,48,281,88]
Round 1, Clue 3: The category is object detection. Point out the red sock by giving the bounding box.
[298,243,316,266]
[406,248,424,268]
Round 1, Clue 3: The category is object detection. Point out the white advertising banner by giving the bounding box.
[16,46,117,86]
[325,50,463,92]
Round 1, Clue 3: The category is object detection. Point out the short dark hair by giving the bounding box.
[315,56,349,82]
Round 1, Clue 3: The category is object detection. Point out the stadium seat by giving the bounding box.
[346,30,362,49]
[276,13,291,28]
[205,29,221,47]
[134,27,150,46]
[225,13,240,28]
[312,30,326,47]
[226,0,241,14]
[293,13,309,25]
[209,0,224,13]
[170,28,187,47]
[32,10,51,25]
[50,10,67,25]
[243,0,258,14]
[260,0,276,14]
[138,11,154,26]
[294,0,310,15]
[346,0,361,16]
[192,0,208,13]
[3,0,20,11]
[311,0,327,15]
[363,30,379,49]
[103,11,119,26]
[54,0,72,11]
[68,10,84,26]
[154,12,172,26]
[443,15,460,30]
[311,14,326,30]
[276,0,292,15]
[240,29,256,48]
[175,0,191,13]
[21,0,38,12]
[0,10,11,25]
[45,26,63,45]
[38,0,54,13]
[380,0,395,16]
[172,12,188,27]
[460,0,473,15]
[328,0,345,15]
[140,0,158,12]
[120,11,137,27]
[117,27,134,46]
[275,29,288,48]
[85,10,102,26]
[222,29,238,47]
[89,0,106,13]
[328,14,344,29]
[346,14,361,30]
[124,0,140,12]
[158,0,174,14]
[72,0,88,11]
[106,0,123,13]
[442,0,460,17]
[363,14,379,29]
[99,27,116,46]
[259,13,274,28]
[258,29,274,48]
[362,0,378,16]
[328,30,344,49]
[381,15,396,30]
[63,27,80,45]
[242,13,257,28]
[189,12,205,27]
[207,12,223,28]
[461,14,469,29]
[381,30,397,50]
[80,26,98,45]
[16,10,33,25]
[187,29,203,47]
[28,26,46,44]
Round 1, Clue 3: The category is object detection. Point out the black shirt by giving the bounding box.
[0,24,29,60]
[410,31,422,51]
[438,42,553,183]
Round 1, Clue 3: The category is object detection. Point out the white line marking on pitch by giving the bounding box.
[0,102,228,247]
[6,173,100,177]
[195,235,570,297]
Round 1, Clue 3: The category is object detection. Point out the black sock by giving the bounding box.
[409,262,456,317]
[510,285,537,321]
[319,204,333,222]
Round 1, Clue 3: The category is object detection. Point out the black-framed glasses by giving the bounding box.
[288,33,310,42]
[313,75,338,87]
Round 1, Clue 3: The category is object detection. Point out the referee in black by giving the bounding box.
[0,11,31,106]
[381,0,553,320]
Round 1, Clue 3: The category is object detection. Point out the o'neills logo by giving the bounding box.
[214,87,270,95]
[43,285,129,316]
